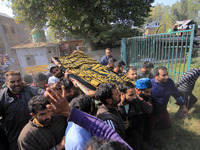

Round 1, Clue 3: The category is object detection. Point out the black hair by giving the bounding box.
[85,136,130,150]
[55,77,74,93]
[28,95,50,114]
[34,72,47,82]
[96,83,116,105]
[126,66,137,73]
[70,95,92,113]
[153,66,167,76]
[118,81,135,93]
[108,57,116,63]
[23,74,33,84]
[105,48,112,52]
[114,60,125,68]
[142,61,154,68]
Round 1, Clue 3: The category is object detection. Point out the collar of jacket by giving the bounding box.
[32,118,44,127]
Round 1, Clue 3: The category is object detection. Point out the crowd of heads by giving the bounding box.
[1,48,177,150]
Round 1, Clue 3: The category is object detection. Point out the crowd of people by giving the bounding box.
[0,48,199,150]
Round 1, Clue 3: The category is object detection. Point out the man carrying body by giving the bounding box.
[47,63,63,84]
[176,68,200,116]
[113,60,125,74]
[137,61,154,79]
[118,79,152,150]
[126,67,138,81]
[150,66,188,131]
[107,57,116,70]
[100,48,113,66]
[65,95,93,150]
[96,83,125,139]
[18,95,67,150]
[31,72,48,90]
[0,71,44,149]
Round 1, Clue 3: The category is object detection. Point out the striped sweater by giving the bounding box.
[176,68,200,93]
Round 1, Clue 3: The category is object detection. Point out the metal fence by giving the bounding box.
[121,25,195,82]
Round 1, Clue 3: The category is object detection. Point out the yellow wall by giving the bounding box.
[24,64,48,74]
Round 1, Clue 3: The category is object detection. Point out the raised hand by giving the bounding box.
[45,85,72,117]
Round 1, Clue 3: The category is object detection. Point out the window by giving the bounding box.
[25,55,36,66]
[10,24,15,33]
[2,25,7,33]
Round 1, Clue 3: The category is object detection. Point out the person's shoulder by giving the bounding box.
[0,88,8,101]
[18,121,36,140]
[100,55,107,61]
[150,78,155,82]
[167,78,175,85]
[48,76,58,84]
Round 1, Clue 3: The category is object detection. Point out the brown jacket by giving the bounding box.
[18,115,67,150]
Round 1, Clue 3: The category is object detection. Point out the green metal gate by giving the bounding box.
[121,25,195,82]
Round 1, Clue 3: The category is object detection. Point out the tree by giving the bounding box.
[11,0,154,49]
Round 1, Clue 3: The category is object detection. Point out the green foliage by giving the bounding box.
[11,0,154,47]
[146,0,200,33]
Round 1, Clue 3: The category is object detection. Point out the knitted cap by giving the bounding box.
[47,63,57,73]
[136,78,152,89]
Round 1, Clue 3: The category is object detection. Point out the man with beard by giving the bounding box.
[47,63,63,85]
[113,60,125,74]
[126,67,138,81]
[150,66,188,131]
[96,83,125,139]
[137,61,154,80]
[0,71,45,150]
[118,80,152,150]
[18,95,67,150]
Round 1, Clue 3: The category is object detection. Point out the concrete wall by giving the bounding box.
[86,47,121,62]
[13,45,60,74]
[0,14,31,53]
[16,48,49,67]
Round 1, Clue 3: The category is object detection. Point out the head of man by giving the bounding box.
[135,78,152,100]
[34,72,47,89]
[141,61,154,73]
[23,74,33,84]
[5,71,23,94]
[119,81,136,104]
[107,57,116,69]
[70,95,94,115]
[126,67,137,81]
[113,60,125,73]
[153,66,169,83]
[48,63,62,78]
[96,83,120,108]
[105,48,112,58]
[28,95,52,127]
[55,77,75,102]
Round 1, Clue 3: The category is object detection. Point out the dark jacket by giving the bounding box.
[96,105,125,139]
[0,86,44,149]
[18,115,67,150]
[118,97,152,130]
